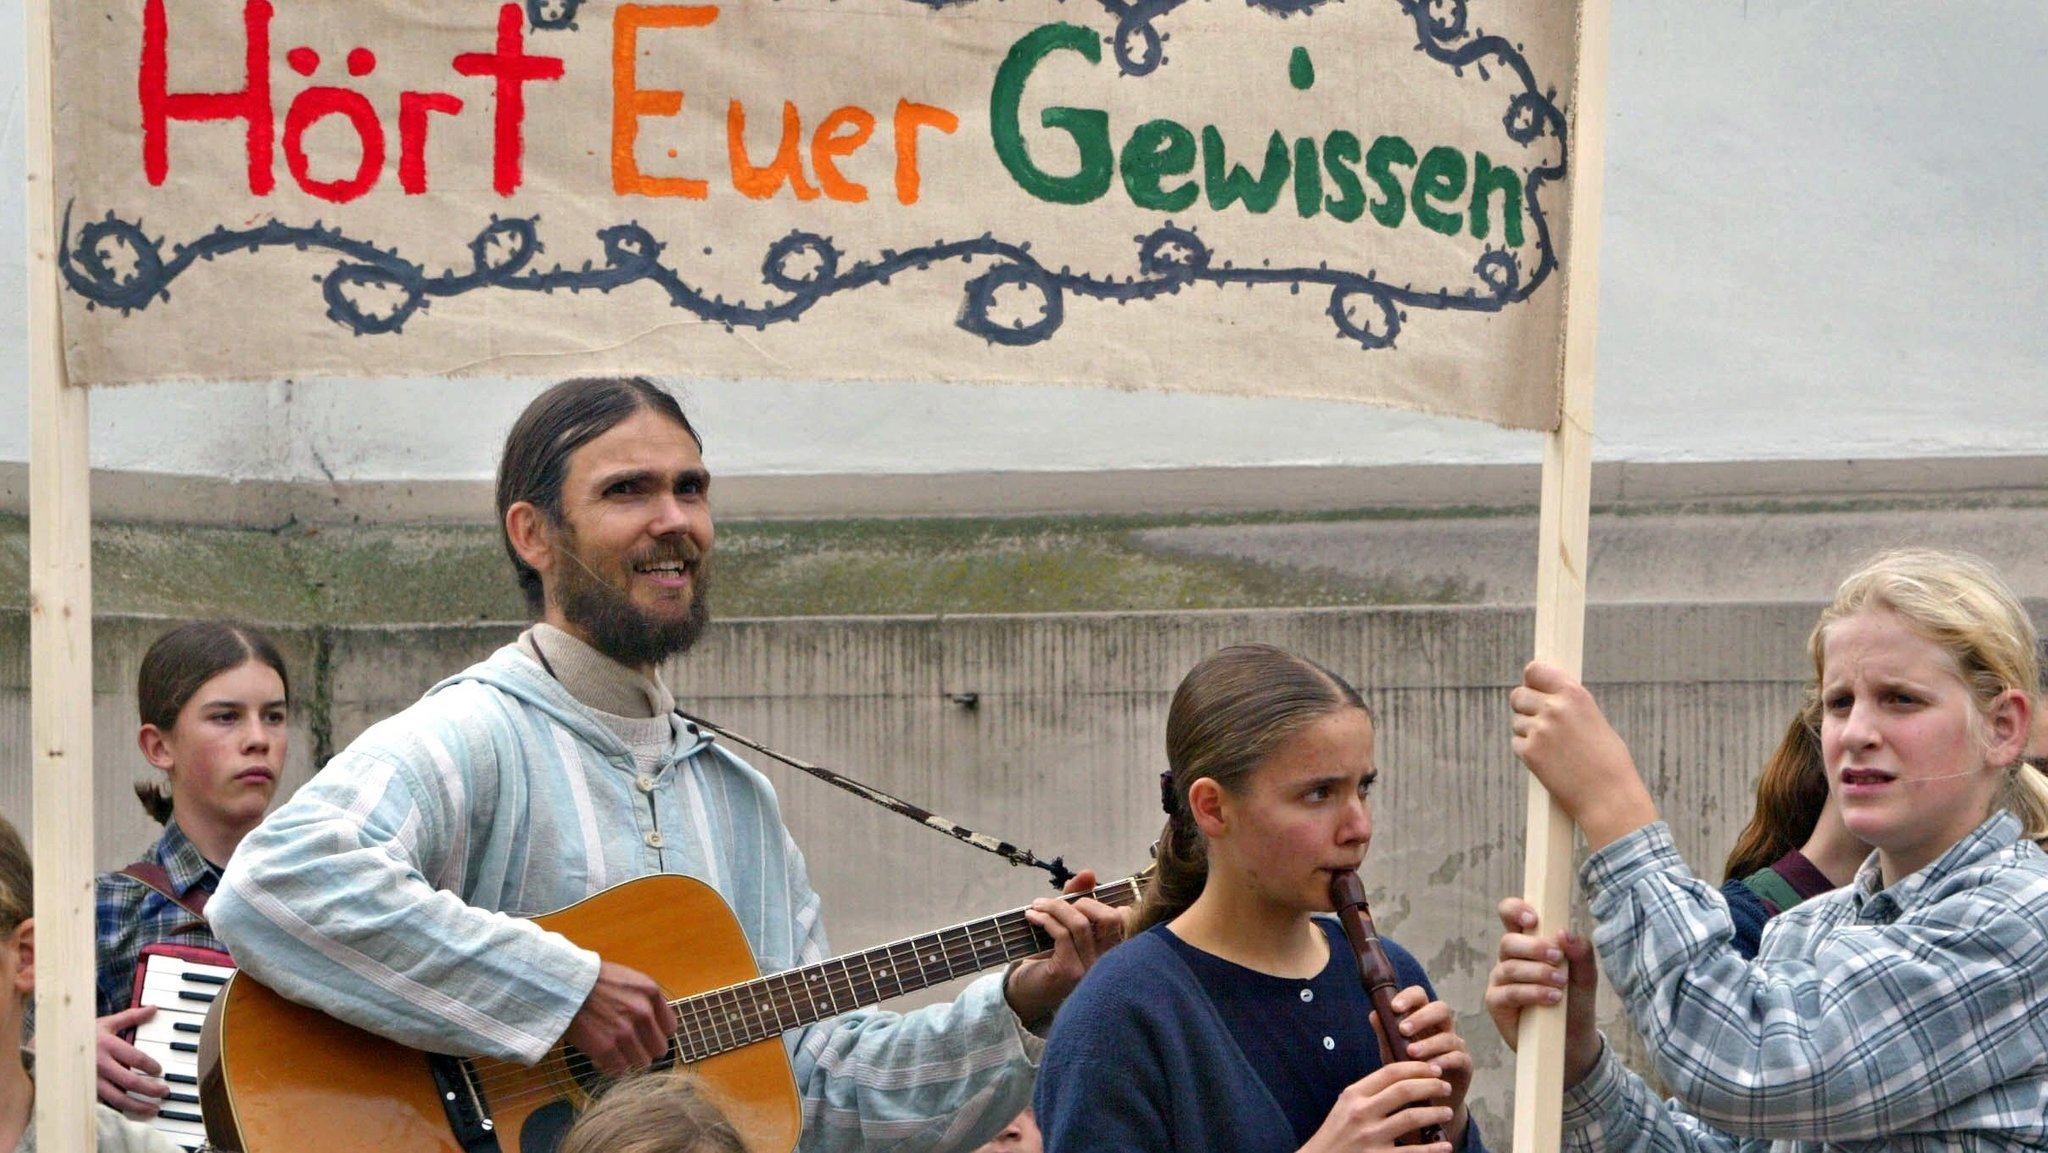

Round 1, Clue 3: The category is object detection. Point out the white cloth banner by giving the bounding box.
[56,0,1579,429]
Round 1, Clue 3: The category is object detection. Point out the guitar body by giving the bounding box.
[200,874,802,1153]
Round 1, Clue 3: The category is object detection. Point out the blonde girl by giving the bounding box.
[1488,548,2048,1150]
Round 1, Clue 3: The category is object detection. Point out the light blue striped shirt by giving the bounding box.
[1562,813,2048,1152]
[211,644,1036,1151]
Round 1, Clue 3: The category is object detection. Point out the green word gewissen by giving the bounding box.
[990,23,1525,244]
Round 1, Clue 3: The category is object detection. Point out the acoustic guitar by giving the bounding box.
[198,870,1142,1153]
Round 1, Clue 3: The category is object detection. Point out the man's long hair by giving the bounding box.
[496,378,702,616]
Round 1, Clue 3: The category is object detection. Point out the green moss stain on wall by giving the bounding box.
[0,510,1490,624]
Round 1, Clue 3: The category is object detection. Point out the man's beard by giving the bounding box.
[551,530,711,668]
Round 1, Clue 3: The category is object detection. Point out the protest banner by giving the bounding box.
[28,1,1608,1147]
[57,0,1575,427]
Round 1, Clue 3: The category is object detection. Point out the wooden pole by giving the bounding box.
[26,0,98,1149]
[1511,0,1611,1149]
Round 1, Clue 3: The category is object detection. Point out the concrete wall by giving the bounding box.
[1,602,1842,1136]
[3,1,2047,506]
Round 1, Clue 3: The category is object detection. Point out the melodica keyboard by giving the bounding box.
[130,948,234,1151]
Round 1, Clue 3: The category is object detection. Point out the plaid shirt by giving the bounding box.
[1564,812,2048,1152]
[94,819,227,1017]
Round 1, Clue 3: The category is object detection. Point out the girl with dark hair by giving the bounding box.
[1716,700,1867,959]
[90,621,289,1118]
[1037,644,1479,1153]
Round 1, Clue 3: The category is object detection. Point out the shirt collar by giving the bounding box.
[152,818,224,895]
[1848,809,2022,921]
[524,623,676,720]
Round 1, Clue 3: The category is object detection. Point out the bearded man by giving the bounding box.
[211,378,1121,1152]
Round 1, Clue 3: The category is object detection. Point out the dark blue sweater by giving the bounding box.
[1037,920,1484,1153]
[1721,849,1843,959]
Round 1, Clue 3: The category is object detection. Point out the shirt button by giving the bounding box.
[645,831,664,849]
[636,776,657,794]
[1299,989,1314,1003]
[1322,1036,1335,1051]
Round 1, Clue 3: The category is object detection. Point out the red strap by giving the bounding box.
[118,861,211,925]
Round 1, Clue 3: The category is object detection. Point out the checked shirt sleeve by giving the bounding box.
[1581,822,2048,1144]
[1560,1042,1752,1153]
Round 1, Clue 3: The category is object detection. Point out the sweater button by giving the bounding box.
[1322,1036,1335,1050]
[645,831,664,849]
[637,776,657,793]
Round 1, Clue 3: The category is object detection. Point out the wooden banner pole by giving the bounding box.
[1511,0,1611,1149]
[26,0,98,1149]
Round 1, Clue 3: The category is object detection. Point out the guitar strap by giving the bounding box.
[528,640,1078,888]
[678,711,1077,889]
[118,861,212,937]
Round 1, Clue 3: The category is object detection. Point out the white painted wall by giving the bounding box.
[5,1,2045,481]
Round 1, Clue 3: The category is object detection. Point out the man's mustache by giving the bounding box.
[628,538,705,567]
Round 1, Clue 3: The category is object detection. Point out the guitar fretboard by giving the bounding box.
[668,875,1142,1062]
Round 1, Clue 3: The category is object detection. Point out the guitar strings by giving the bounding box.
[462,878,1141,1091]
[460,879,1142,1107]
[460,917,1059,1110]
[470,915,1052,1098]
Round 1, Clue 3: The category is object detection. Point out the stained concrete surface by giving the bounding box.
[6,488,2044,625]
[1136,502,2048,606]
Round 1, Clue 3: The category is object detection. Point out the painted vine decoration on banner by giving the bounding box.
[61,0,1566,352]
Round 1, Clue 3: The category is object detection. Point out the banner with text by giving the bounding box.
[56,0,1580,428]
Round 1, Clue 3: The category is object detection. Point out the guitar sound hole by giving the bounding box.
[520,1100,575,1153]
[563,1035,683,1097]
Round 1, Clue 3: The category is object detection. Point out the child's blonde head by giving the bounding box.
[1809,548,2048,839]
[561,1070,749,1153]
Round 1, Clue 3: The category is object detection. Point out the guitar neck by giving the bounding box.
[666,875,1144,1062]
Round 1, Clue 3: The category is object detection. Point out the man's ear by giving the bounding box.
[505,501,556,576]
[8,918,33,997]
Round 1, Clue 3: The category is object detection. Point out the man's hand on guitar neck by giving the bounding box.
[1003,870,1128,1031]
[565,960,679,1075]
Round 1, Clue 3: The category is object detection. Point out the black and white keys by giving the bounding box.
[130,952,233,1151]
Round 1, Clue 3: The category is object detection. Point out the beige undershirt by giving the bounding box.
[517,624,676,769]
